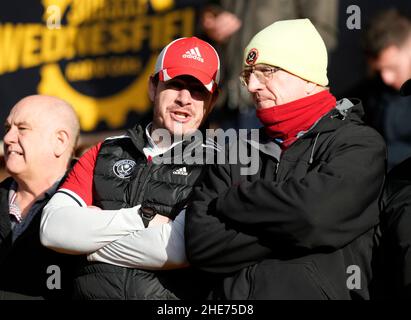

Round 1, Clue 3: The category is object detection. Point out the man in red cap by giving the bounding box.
[40,37,221,300]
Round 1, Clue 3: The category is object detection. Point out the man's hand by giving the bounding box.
[148,214,171,227]
[202,8,242,44]
[87,205,102,210]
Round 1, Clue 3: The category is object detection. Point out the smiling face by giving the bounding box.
[149,75,216,136]
[3,99,60,182]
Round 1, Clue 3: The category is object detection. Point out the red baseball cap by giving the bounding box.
[154,37,220,93]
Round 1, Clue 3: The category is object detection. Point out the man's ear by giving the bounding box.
[203,89,220,119]
[148,76,157,102]
[211,89,219,106]
[209,89,220,113]
[54,129,70,158]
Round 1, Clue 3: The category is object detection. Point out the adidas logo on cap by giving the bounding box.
[182,47,204,62]
[172,167,188,176]
[154,37,220,93]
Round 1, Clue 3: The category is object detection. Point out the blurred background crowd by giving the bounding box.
[2,0,411,179]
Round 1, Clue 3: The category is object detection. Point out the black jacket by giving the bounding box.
[379,157,411,299]
[186,99,386,300]
[0,177,75,299]
[347,76,411,170]
[74,125,219,300]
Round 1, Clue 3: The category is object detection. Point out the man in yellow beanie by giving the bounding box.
[185,19,387,299]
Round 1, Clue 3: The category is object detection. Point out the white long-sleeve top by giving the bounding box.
[40,127,188,270]
[40,193,188,269]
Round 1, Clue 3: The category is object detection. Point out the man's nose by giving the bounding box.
[381,70,396,88]
[176,88,192,105]
[247,73,264,93]
[3,126,17,145]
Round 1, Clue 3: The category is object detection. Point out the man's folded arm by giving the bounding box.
[40,191,144,254]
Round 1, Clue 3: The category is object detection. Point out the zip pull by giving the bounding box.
[308,132,321,165]
[275,161,279,175]
[331,109,347,120]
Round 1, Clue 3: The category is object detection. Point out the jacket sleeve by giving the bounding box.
[380,159,411,298]
[40,192,144,254]
[185,163,273,273]
[216,126,386,251]
[87,210,188,270]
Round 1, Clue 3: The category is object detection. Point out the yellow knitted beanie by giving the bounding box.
[244,19,328,86]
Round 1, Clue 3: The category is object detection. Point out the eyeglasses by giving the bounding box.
[239,66,282,87]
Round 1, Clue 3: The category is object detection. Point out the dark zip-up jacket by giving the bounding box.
[379,157,411,299]
[74,125,219,300]
[186,99,386,300]
[0,177,76,299]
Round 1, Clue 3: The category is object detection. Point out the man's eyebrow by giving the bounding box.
[15,121,31,127]
[4,120,32,129]
[168,78,185,83]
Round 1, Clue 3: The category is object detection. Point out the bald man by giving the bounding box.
[0,95,80,299]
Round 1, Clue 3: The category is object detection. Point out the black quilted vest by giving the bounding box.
[73,125,217,300]
[93,126,206,218]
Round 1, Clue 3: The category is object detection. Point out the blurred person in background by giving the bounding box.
[376,78,411,299]
[351,9,411,169]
